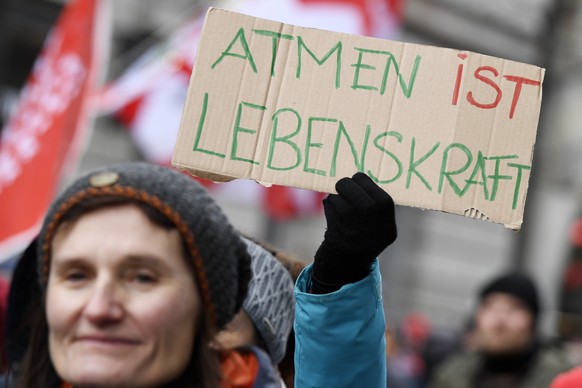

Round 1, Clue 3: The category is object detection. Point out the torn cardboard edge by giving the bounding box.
[172,163,523,231]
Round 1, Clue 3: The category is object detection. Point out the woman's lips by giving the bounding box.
[74,335,142,346]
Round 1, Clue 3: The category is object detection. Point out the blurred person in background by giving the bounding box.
[419,317,470,385]
[211,238,296,387]
[4,237,40,383]
[545,216,582,388]
[0,270,10,388]
[385,312,464,388]
[294,172,397,387]
[550,365,582,388]
[431,272,571,388]
[248,241,307,388]
[386,313,430,388]
[557,216,582,364]
[4,237,43,383]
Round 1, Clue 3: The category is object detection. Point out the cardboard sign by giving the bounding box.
[172,8,545,230]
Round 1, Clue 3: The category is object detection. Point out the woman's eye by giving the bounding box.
[136,273,156,283]
[128,270,158,284]
[65,270,88,282]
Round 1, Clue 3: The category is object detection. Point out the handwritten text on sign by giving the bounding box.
[172,8,545,230]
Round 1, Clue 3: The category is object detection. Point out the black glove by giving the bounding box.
[311,172,397,294]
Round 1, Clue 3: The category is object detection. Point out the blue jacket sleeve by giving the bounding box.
[294,260,386,388]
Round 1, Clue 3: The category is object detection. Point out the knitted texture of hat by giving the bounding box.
[37,162,251,329]
[242,238,295,365]
[479,272,540,320]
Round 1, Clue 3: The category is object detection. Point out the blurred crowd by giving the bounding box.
[381,221,582,388]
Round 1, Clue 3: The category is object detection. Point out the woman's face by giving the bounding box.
[46,204,201,387]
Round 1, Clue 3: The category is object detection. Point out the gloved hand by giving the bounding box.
[311,172,397,294]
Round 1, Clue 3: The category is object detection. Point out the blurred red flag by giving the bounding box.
[99,0,405,220]
[0,0,109,260]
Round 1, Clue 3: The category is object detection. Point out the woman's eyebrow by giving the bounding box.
[52,255,87,265]
[121,254,174,272]
[50,257,92,273]
[50,254,178,275]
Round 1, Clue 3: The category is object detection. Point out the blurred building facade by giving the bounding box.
[2,0,582,337]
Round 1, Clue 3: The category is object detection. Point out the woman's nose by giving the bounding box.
[83,278,124,325]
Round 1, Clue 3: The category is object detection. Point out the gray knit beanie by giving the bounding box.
[241,238,295,365]
[479,272,540,326]
[38,162,251,329]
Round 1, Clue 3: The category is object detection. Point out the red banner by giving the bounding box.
[0,0,108,260]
